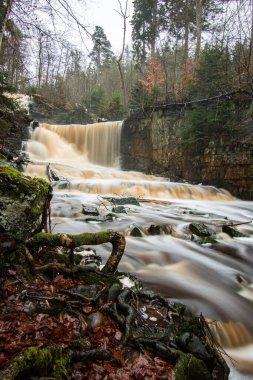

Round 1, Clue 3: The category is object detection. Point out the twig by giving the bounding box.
[226,220,252,227]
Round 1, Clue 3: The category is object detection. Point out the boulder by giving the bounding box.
[130,226,143,237]
[82,206,99,216]
[189,223,212,237]
[112,206,127,214]
[147,224,169,235]
[222,225,247,238]
[0,166,52,240]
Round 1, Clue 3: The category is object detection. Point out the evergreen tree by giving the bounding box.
[89,26,114,68]
[188,44,232,97]
[131,0,166,64]
[131,0,224,65]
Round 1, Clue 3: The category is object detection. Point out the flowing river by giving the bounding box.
[24,121,253,380]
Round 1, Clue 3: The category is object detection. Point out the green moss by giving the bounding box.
[177,317,202,337]
[27,232,66,247]
[0,166,51,198]
[12,345,69,380]
[0,166,52,240]
[175,353,211,380]
[29,230,111,248]
[71,230,111,247]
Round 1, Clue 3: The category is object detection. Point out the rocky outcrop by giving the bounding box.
[121,107,253,199]
[0,166,52,240]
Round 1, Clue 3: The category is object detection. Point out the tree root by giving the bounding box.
[26,230,126,274]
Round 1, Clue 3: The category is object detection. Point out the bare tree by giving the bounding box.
[115,0,129,104]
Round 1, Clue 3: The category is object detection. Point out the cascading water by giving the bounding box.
[40,121,122,166]
[24,122,253,380]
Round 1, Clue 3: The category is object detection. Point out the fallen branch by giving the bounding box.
[226,220,252,227]
[130,88,252,113]
[27,230,126,274]
[46,163,60,182]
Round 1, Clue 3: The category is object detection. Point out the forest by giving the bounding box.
[0,0,252,126]
[1,2,253,379]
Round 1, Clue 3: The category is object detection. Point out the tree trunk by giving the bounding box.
[0,0,14,53]
[184,0,189,63]
[116,0,129,104]
[150,0,158,58]
[249,0,253,73]
[195,0,203,62]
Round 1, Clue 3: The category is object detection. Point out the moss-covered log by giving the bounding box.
[26,230,126,274]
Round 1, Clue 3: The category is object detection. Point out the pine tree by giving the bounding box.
[89,26,114,68]
[131,0,165,64]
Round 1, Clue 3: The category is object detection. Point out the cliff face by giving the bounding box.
[0,94,32,153]
[120,108,253,199]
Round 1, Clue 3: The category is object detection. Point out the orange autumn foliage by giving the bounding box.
[139,58,166,93]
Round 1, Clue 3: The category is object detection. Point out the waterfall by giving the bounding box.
[40,121,122,167]
[25,123,234,200]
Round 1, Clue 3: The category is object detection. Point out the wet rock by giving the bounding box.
[73,247,98,265]
[111,196,140,206]
[74,246,96,254]
[130,226,143,237]
[32,120,39,130]
[79,254,102,269]
[57,180,70,189]
[177,332,212,361]
[0,166,52,240]
[222,225,247,238]
[112,206,127,214]
[147,224,169,235]
[82,206,99,216]
[189,223,212,237]
[87,311,104,330]
[191,235,218,245]
[80,214,114,223]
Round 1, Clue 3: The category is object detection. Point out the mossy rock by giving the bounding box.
[5,345,70,380]
[175,352,211,380]
[222,225,247,238]
[0,166,52,240]
[130,226,143,237]
[189,223,212,237]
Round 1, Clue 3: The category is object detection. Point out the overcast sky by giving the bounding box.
[83,0,133,53]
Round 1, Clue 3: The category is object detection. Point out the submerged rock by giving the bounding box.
[111,196,140,206]
[189,223,213,237]
[130,226,143,237]
[222,225,247,238]
[82,214,115,223]
[0,166,52,240]
[147,224,169,235]
[112,205,127,214]
[82,206,99,216]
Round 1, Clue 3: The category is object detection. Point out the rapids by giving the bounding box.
[24,122,253,379]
